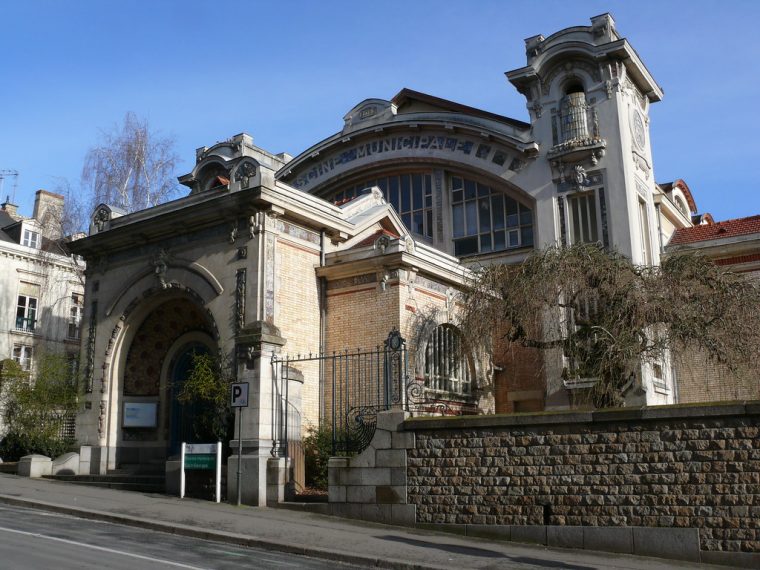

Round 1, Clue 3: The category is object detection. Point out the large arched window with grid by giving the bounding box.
[423,324,472,396]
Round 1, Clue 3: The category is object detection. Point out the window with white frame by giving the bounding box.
[15,283,39,332]
[12,344,33,370]
[567,191,600,244]
[451,176,533,256]
[423,324,472,396]
[22,228,40,249]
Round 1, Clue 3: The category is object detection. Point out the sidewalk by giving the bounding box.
[0,474,718,570]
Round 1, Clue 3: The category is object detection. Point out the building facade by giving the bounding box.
[71,14,712,503]
[0,190,84,435]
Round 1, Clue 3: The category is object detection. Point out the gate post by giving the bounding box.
[231,321,286,506]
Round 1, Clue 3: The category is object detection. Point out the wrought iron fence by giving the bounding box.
[272,330,441,457]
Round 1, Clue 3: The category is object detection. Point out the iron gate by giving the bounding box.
[272,330,438,456]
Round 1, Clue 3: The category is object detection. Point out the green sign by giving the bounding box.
[184,453,215,470]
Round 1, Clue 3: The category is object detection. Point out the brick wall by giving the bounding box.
[676,349,760,404]
[406,402,760,554]
[276,238,321,431]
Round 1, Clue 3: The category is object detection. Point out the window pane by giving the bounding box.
[477,183,490,197]
[412,174,423,209]
[451,177,463,191]
[452,189,463,203]
[426,210,433,238]
[377,177,388,199]
[465,201,477,236]
[454,237,478,256]
[508,229,520,247]
[400,175,411,212]
[479,198,491,231]
[521,226,534,247]
[492,195,505,229]
[424,174,432,195]
[494,230,506,251]
[520,205,533,225]
[480,234,492,252]
[413,211,424,235]
[452,204,464,238]
[464,179,477,200]
[507,213,519,228]
[402,213,412,231]
[389,177,399,211]
[505,196,518,216]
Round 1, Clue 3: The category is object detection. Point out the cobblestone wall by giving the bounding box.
[406,402,760,553]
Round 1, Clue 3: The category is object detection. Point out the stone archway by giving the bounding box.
[119,297,216,468]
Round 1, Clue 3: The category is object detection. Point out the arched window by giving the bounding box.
[424,324,472,395]
[333,173,433,238]
[451,176,533,256]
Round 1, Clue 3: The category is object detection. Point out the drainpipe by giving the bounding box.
[655,203,664,254]
[319,230,327,425]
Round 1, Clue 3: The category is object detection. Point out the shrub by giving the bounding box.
[0,431,77,462]
[302,424,333,490]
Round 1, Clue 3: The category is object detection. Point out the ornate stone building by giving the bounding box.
[71,14,715,503]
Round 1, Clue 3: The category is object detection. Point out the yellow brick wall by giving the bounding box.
[275,238,322,433]
[676,349,760,403]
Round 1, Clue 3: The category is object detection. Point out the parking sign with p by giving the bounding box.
[231,382,249,407]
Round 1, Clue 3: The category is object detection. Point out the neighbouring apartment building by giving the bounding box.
[68,14,750,504]
[0,190,85,435]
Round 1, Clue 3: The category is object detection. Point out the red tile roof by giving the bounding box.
[669,215,760,245]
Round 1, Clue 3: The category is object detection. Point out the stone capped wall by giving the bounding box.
[406,402,760,554]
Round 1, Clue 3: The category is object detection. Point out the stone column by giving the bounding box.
[229,321,286,506]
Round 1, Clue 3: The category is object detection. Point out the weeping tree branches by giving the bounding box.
[460,243,760,408]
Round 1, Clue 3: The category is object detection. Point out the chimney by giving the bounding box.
[33,189,65,240]
[1,195,19,220]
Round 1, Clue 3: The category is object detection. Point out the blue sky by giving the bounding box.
[2,0,759,221]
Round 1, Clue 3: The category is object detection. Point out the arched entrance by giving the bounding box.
[119,296,217,467]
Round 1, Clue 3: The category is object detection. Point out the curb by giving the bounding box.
[0,494,441,570]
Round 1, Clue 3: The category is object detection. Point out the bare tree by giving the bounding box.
[81,112,180,213]
[460,243,760,408]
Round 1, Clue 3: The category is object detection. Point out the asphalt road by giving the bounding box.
[0,504,362,569]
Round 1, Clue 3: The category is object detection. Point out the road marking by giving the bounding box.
[0,525,209,569]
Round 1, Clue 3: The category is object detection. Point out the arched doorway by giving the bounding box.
[168,342,212,455]
[120,296,217,466]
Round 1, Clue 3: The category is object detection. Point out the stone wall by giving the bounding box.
[328,402,760,566]
[406,402,760,555]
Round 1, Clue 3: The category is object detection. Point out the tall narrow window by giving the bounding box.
[12,344,33,371]
[15,283,40,332]
[567,192,599,244]
[638,198,652,265]
[68,293,83,340]
[451,176,533,256]
[423,324,472,396]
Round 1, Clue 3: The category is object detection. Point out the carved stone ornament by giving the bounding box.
[93,206,110,232]
[572,165,588,190]
[404,236,415,254]
[374,234,391,253]
[229,221,238,244]
[530,99,543,118]
[234,161,257,187]
[152,249,171,289]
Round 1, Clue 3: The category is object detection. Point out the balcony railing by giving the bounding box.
[14,317,36,333]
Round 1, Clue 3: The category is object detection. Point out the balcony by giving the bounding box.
[14,317,36,333]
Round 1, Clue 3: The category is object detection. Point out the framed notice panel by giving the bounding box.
[123,402,158,428]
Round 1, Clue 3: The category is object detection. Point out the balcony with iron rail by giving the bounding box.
[13,317,37,334]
